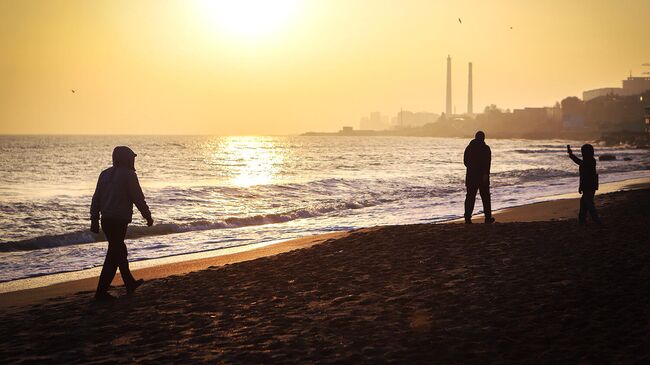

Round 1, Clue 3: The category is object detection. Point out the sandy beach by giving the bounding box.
[0,180,649,363]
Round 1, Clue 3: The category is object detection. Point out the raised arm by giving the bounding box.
[567,144,582,165]
[569,153,582,165]
[127,171,153,224]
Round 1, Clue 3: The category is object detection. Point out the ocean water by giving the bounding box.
[1,135,649,282]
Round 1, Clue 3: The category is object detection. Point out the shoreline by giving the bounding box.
[0,232,348,309]
[460,175,650,223]
[1,176,649,310]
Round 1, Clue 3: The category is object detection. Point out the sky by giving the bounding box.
[0,0,648,135]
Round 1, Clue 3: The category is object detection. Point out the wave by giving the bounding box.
[492,168,575,183]
[0,199,383,252]
[514,149,564,154]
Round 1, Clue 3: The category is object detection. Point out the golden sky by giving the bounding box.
[1,0,648,135]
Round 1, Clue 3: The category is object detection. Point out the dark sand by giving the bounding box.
[0,232,348,309]
[1,189,649,363]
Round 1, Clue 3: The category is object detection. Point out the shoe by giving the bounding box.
[464,217,472,224]
[485,217,495,224]
[95,292,117,302]
[126,279,144,295]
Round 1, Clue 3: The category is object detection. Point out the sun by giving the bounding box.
[200,0,300,41]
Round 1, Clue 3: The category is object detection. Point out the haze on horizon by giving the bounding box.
[1,0,648,135]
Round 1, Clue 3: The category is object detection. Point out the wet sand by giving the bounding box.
[0,232,348,309]
[1,186,649,363]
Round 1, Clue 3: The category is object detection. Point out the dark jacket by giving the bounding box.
[90,147,151,223]
[569,154,598,191]
[464,139,491,184]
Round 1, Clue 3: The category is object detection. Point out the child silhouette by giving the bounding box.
[567,144,602,226]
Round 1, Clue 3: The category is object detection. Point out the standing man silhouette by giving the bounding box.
[464,131,495,224]
[91,146,153,301]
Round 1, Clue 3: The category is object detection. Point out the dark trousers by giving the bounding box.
[579,189,600,223]
[465,181,492,219]
[96,218,135,294]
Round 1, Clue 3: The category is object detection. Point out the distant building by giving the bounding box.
[563,115,586,129]
[583,76,650,101]
[513,107,561,125]
[413,112,439,126]
[396,110,414,127]
[369,112,382,130]
[583,87,623,101]
[359,112,387,130]
[392,110,439,128]
[340,126,354,133]
[622,77,650,96]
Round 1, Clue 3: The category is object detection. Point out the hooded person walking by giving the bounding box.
[464,131,495,224]
[90,146,153,301]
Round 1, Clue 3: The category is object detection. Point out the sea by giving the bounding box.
[1,135,649,282]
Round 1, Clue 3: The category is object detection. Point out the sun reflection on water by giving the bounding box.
[216,136,284,187]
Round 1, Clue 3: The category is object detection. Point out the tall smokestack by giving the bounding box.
[467,62,473,114]
[446,55,452,115]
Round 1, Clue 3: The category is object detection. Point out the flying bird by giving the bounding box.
[458,18,462,24]
[71,89,76,93]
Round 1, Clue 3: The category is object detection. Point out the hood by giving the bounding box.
[581,144,595,159]
[469,138,486,147]
[112,146,137,171]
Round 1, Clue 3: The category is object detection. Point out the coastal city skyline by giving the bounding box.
[353,63,650,132]
[1,0,649,135]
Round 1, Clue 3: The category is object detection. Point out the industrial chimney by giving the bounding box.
[446,55,452,116]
